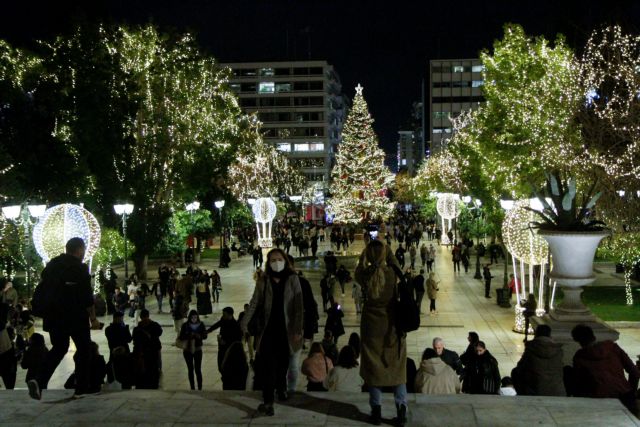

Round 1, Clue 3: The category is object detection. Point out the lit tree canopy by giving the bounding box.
[413,149,467,196]
[330,85,394,223]
[228,139,306,201]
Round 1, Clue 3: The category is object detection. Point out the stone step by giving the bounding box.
[2,390,638,426]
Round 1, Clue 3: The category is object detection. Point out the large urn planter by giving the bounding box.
[537,230,610,321]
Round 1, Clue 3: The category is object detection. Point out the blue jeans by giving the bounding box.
[369,384,407,407]
[287,349,301,393]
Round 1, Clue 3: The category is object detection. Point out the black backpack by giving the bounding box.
[31,276,62,319]
[390,264,420,336]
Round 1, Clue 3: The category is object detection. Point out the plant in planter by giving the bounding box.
[526,171,610,320]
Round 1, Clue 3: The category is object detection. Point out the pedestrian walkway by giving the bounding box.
[11,235,640,402]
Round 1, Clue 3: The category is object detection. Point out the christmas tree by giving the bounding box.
[330,84,395,224]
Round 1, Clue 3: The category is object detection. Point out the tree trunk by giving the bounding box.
[501,242,509,288]
[134,253,148,280]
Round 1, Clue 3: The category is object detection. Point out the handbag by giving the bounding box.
[247,306,265,336]
[175,337,189,350]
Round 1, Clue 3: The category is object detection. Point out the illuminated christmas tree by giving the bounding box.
[330,84,394,223]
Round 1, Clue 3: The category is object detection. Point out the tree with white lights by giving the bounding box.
[330,85,394,223]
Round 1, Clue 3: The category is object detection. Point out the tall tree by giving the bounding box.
[330,84,394,224]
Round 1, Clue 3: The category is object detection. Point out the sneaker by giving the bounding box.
[257,403,274,416]
[27,379,41,400]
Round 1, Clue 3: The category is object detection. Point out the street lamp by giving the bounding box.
[2,203,46,299]
[214,200,225,268]
[185,201,200,263]
[114,203,134,280]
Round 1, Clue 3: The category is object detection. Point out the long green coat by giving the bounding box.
[356,249,406,387]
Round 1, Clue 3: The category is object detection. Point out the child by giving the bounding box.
[21,333,48,383]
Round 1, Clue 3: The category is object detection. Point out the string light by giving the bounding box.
[32,204,101,265]
[436,193,461,220]
[252,198,277,248]
[501,199,548,265]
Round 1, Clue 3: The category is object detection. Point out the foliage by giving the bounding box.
[93,227,135,270]
[224,202,254,230]
[228,139,306,201]
[392,171,416,204]
[527,172,606,231]
[413,150,466,195]
[418,195,437,220]
[330,85,394,223]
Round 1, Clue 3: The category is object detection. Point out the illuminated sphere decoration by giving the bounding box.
[252,198,277,224]
[436,193,461,220]
[501,199,548,265]
[33,204,101,264]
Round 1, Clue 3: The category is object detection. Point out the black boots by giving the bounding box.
[370,405,382,425]
[395,404,408,426]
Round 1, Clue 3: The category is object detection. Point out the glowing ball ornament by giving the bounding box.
[501,199,548,265]
[33,204,101,265]
[436,193,460,220]
[252,198,277,247]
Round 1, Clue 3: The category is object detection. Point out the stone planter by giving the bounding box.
[537,230,609,321]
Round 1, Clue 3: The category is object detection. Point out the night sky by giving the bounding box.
[2,0,639,155]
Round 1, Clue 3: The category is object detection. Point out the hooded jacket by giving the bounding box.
[513,336,565,396]
[573,340,640,398]
[414,357,461,395]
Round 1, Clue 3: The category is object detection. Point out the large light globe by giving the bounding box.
[252,197,277,224]
[501,199,548,265]
[33,204,101,264]
[436,193,460,220]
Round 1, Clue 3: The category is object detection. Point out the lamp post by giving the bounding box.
[214,200,225,268]
[2,203,47,299]
[113,204,134,280]
[185,202,200,264]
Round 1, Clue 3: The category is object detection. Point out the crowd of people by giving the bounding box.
[0,220,638,426]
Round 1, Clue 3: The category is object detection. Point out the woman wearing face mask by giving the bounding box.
[178,310,208,390]
[241,248,303,416]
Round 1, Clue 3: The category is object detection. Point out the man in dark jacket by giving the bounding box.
[571,324,640,415]
[511,325,565,396]
[132,309,163,389]
[207,306,243,374]
[412,270,426,313]
[433,337,463,374]
[324,251,338,276]
[28,237,97,400]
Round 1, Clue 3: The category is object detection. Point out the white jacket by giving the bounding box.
[323,366,364,392]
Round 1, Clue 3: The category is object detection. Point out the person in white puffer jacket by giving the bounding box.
[324,346,364,392]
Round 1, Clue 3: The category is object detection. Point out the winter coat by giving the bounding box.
[512,336,565,396]
[573,340,640,398]
[301,352,334,383]
[323,366,364,392]
[178,321,208,353]
[426,278,438,300]
[439,348,463,375]
[415,358,461,394]
[465,350,501,394]
[241,272,303,355]
[355,245,406,387]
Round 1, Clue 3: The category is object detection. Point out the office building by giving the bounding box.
[221,60,345,192]
[397,130,422,176]
[429,59,484,154]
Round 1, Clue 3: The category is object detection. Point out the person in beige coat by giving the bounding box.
[355,240,407,426]
[415,348,461,394]
[241,248,303,416]
[426,273,439,315]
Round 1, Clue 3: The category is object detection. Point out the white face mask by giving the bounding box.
[270,260,286,273]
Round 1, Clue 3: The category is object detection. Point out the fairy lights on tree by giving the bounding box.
[228,138,306,201]
[330,84,394,224]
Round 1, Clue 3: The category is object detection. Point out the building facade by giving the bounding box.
[429,59,484,154]
[396,130,422,176]
[221,60,345,192]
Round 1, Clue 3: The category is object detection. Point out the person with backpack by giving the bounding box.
[28,237,98,400]
[355,240,408,426]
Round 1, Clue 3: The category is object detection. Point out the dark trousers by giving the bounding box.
[39,327,91,393]
[453,261,460,272]
[415,292,425,313]
[183,350,203,390]
[485,280,491,297]
[0,349,17,389]
[257,333,289,405]
[106,292,115,315]
[426,260,433,272]
[430,298,436,312]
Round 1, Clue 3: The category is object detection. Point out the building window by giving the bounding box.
[472,65,484,73]
[239,69,257,77]
[241,83,257,92]
[259,82,275,93]
[472,80,484,88]
[259,67,275,76]
[276,142,291,152]
[275,83,291,92]
[453,65,464,73]
[240,98,257,107]
[229,83,240,91]
[401,158,407,166]
[309,143,324,151]
[294,143,310,152]
[433,111,448,119]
